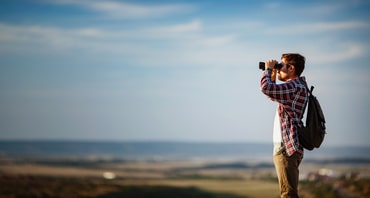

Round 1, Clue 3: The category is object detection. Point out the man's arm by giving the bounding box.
[261,78,296,102]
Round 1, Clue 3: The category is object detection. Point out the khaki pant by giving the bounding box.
[273,152,302,198]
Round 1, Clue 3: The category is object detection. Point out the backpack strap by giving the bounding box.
[301,78,313,96]
[299,78,312,120]
[283,78,311,120]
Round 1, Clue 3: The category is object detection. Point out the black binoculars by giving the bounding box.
[259,62,283,70]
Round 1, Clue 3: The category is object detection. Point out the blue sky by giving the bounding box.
[0,0,369,146]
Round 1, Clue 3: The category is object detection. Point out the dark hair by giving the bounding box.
[281,53,305,76]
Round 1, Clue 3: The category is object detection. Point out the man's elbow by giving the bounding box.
[260,83,269,94]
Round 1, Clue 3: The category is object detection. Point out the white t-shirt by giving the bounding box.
[273,108,284,155]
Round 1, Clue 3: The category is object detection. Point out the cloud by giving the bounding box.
[160,20,202,33]
[0,23,99,50]
[0,16,368,69]
[309,43,365,64]
[0,20,231,52]
[0,20,204,49]
[264,1,351,17]
[267,21,370,35]
[48,0,197,19]
[201,35,237,47]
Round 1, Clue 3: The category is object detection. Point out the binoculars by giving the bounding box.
[259,62,283,70]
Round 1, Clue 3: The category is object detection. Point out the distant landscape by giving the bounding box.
[1,141,369,198]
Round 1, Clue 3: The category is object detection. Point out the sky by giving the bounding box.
[0,0,369,146]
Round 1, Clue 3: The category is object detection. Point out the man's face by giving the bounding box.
[277,58,290,81]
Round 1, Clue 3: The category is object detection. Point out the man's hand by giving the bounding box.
[271,68,277,82]
[265,60,278,70]
[265,60,277,82]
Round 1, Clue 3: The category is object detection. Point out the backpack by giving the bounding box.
[298,84,326,150]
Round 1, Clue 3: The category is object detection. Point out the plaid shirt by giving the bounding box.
[260,70,308,156]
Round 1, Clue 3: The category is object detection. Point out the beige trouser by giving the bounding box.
[273,152,302,198]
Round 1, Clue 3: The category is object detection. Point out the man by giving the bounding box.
[260,53,308,198]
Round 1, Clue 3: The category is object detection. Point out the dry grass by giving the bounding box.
[1,158,369,198]
[116,179,279,198]
[0,159,280,197]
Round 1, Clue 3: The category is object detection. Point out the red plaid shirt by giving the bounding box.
[260,70,308,156]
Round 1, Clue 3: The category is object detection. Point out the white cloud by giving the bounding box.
[0,19,203,40]
[48,0,197,19]
[201,35,237,46]
[0,20,237,63]
[309,43,365,64]
[267,21,370,35]
[299,3,346,16]
[264,2,350,17]
[0,17,368,69]
[0,23,98,50]
[161,20,202,33]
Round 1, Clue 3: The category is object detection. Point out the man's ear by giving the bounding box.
[289,65,295,73]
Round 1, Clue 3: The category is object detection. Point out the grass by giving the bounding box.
[2,158,370,198]
[300,180,340,198]
[0,174,282,198]
[117,179,280,198]
[99,186,246,198]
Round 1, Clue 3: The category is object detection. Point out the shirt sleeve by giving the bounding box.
[260,71,296,104]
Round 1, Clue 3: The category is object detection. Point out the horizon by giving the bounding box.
[0,139,369,148]
[1,140,370,164]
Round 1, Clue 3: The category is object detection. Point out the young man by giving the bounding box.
[260,53,308,198]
